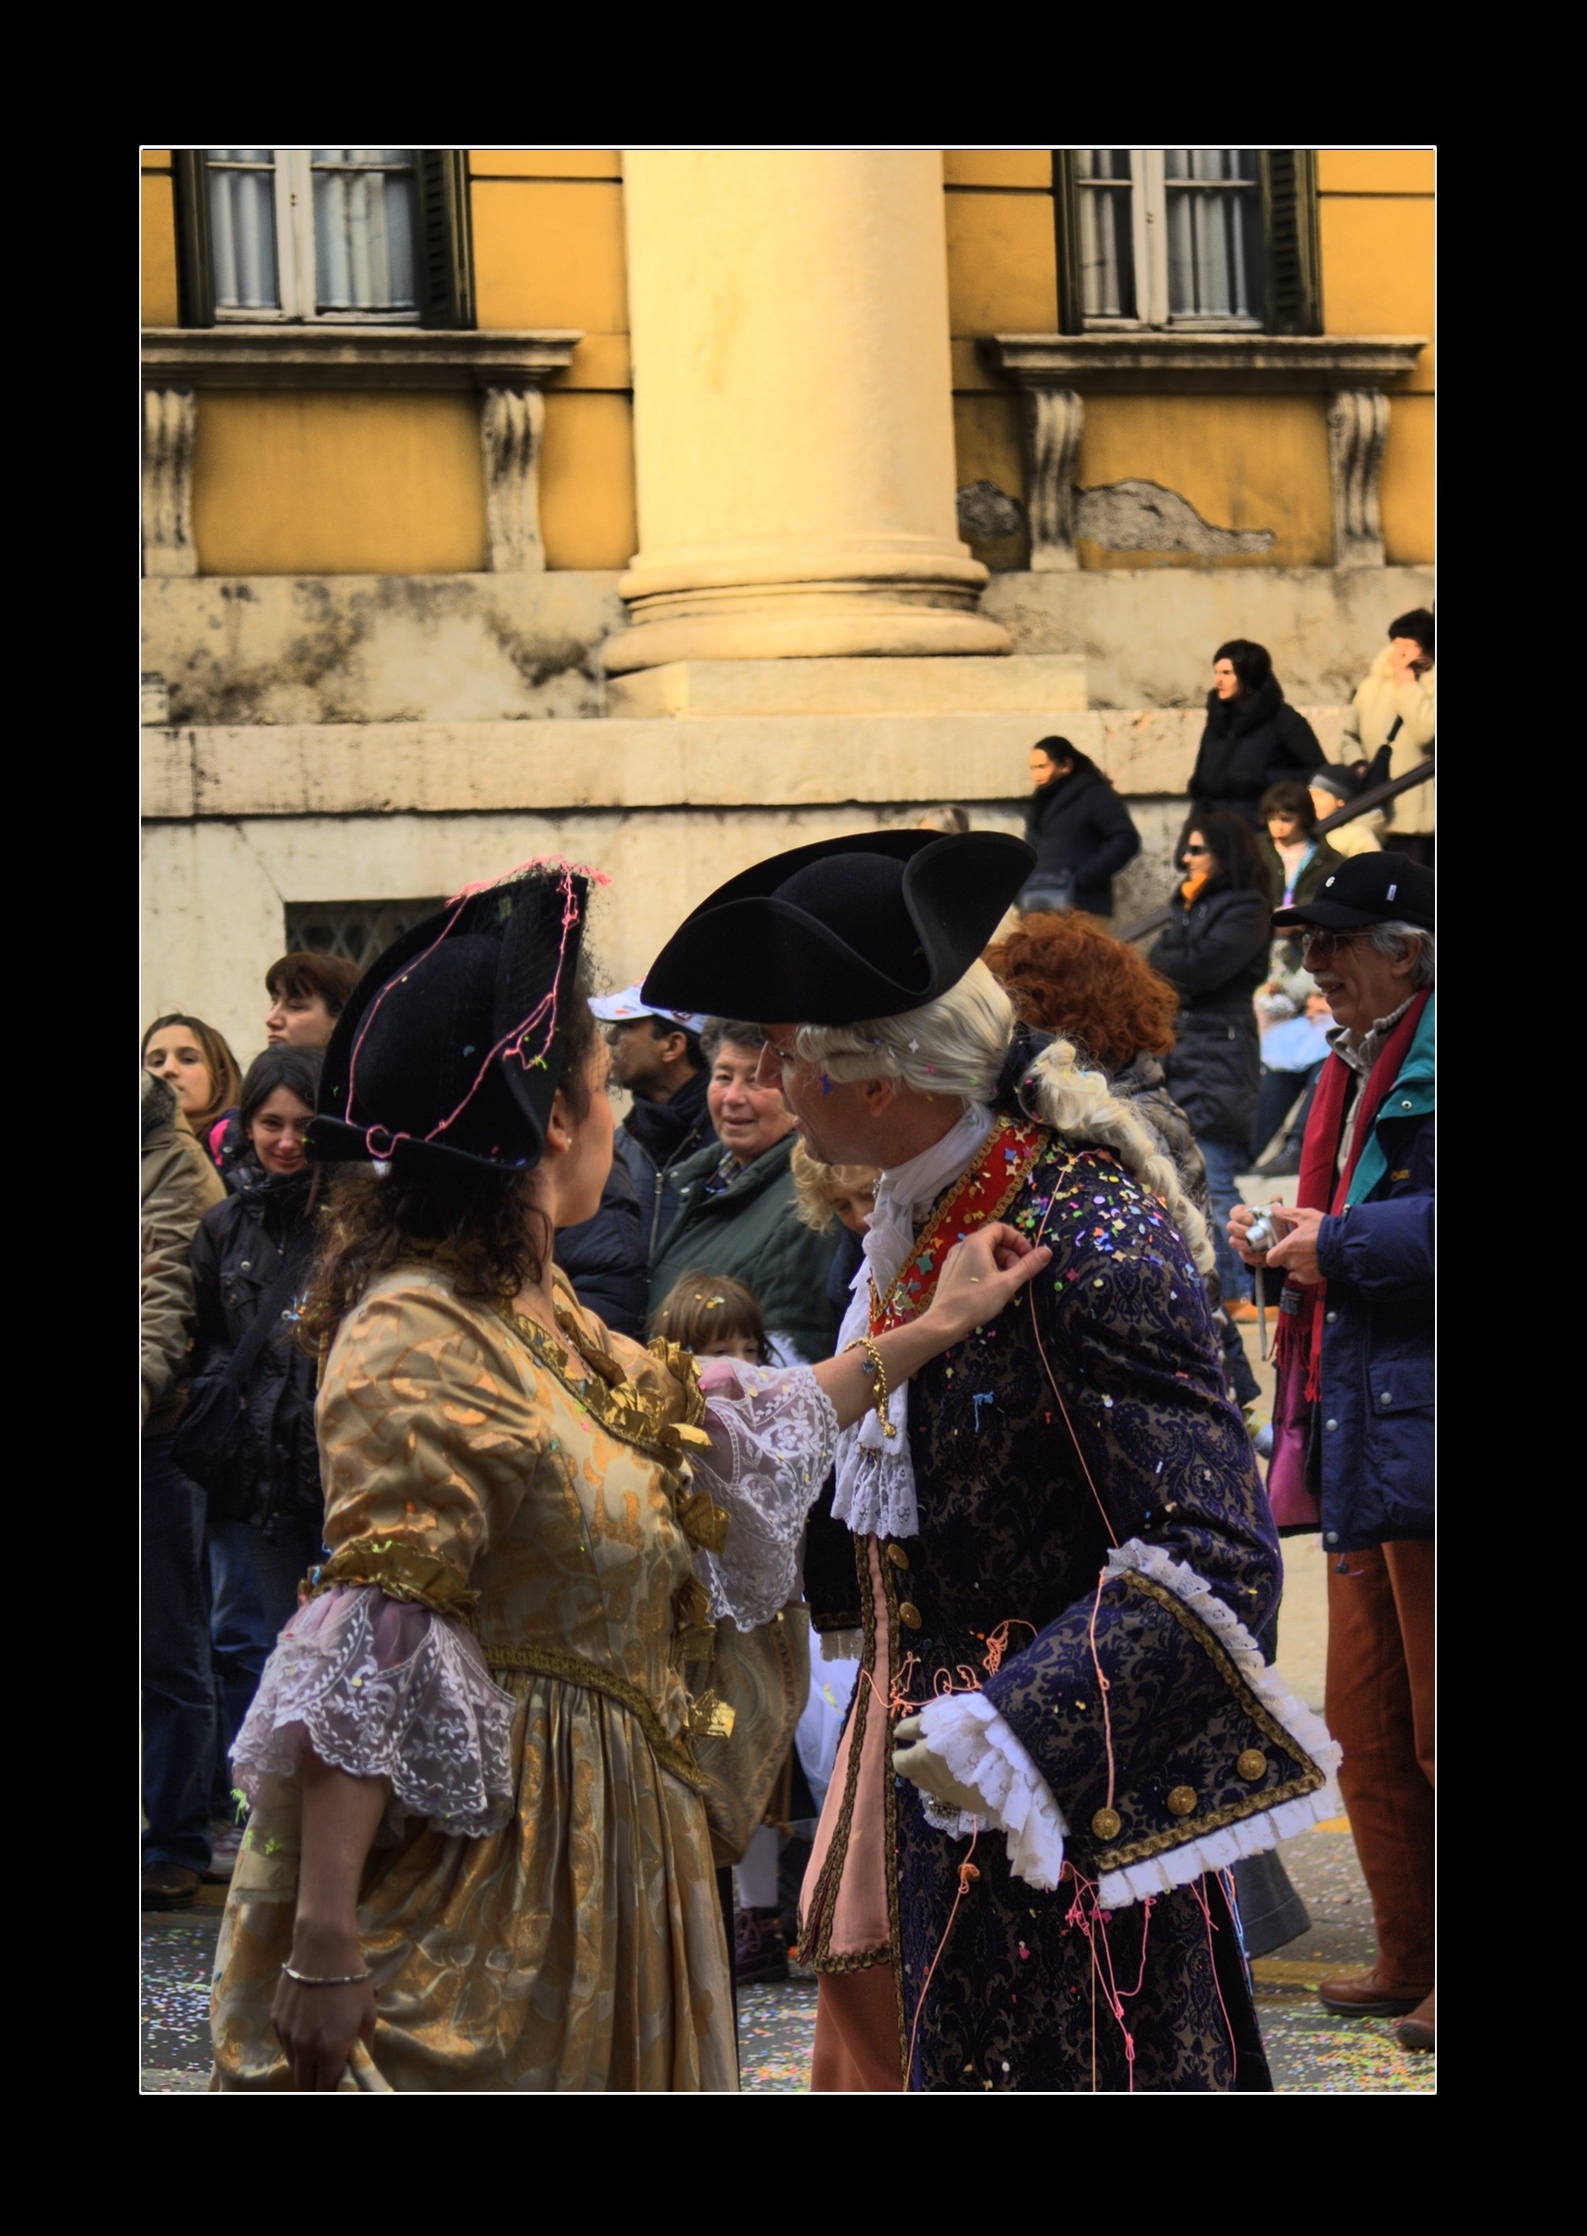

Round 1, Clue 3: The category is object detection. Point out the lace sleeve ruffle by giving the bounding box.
[913,1691,1069,1892]
[229,1585,518,1840]
[693,1361,840,1630]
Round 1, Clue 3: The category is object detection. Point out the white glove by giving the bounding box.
[891,1714,986,1818]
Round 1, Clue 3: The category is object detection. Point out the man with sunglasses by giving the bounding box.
[1229,852,1434,2055]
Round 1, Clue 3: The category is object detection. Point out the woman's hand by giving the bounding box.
[924,1223,1051,1345]
[270,1923,377,2092]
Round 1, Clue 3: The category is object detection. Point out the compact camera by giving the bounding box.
[1244,1205,1284,1254]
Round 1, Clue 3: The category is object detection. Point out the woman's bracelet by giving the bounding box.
[281,1961,372,1986]
[843,1335,896,1439]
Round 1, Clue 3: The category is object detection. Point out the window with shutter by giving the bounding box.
[170,150,475,330]
[1054,148,1316,334]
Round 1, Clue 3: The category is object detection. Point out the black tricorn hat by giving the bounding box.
[641,830,1035,1025]
[1271,850,1433,935]
[309,861,590,1179]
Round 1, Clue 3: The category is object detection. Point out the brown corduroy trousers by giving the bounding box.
[1324,1538,1435,1991]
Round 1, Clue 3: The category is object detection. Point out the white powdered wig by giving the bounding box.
[795,961,1012,1106]
[796,966,1215,1279]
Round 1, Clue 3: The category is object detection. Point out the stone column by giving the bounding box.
[609,149,1008,671]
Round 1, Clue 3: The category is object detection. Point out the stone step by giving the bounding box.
[605,654,1087,718]
[144,706,1351,820]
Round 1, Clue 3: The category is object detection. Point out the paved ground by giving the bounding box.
[142,1321,1432,2093]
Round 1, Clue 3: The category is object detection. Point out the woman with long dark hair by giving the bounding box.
[1149,810,1275,1314]
[1189,640,1323,826]
[209,861,1045,2091]
[1018,735,1140,920]
[189,1046,326,1646]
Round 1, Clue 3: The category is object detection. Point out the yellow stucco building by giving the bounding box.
[141,147,1433,1057]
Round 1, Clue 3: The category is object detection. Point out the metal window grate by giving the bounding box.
[284,898,444,970]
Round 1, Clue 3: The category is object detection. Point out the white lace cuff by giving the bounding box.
[693,1362,839,1630]
[230,1585,518,1840]
[913,1691,1068,1892]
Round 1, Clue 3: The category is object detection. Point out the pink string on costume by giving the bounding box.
[1086,1569,1118,1819]
[1062,1864,1154,2093]
[1189,1873,1239,2087]
[904,1831,980,2090]
[344,856,609,1160]
[1026,1177,1120,1550]
[979,1617,1035,1678]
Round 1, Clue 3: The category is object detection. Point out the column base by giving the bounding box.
[604,597,1011,673]
[606,655,1085,718]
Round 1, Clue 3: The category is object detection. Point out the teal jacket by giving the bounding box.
[648,1132,842,1364]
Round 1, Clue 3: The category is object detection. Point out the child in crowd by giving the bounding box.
[790,1141,878,1237]
[650,1270,772,1364]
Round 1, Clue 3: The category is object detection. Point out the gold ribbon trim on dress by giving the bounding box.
[481,1641,711,1792]
[311,1537,480,1617]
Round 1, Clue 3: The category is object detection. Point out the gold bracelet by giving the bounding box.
[843,1335,897,1439]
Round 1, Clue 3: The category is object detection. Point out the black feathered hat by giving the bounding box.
[309,860,592,1178]
[641,830,1035,1026]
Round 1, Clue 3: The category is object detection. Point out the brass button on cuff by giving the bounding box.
[1090,1807,1122,1843]
[1236,1749,1268,1783]
[898,1601,923,1630]
[1166,1785,1198,1818]
[886,1543,910,1570]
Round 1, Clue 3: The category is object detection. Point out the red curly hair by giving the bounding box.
[984,911,1179,1072]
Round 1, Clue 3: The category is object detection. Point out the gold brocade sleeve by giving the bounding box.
[314,1272,551,1614]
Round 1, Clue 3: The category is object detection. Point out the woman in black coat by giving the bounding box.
[1149,810,1275,1311]
[1190,640,1323,827]
[190,1046,326,1640]
[1019,737,1140,919]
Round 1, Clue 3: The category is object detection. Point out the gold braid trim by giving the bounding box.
[494,1308,714,1477]
[311,1538,479,1618]
[1088,1570,1327,1873]
[480,1642,710,1793]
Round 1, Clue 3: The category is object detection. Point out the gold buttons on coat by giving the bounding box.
[898,1601,923,1630]
[1090,1807,1122,1842]
[887,1543,910,1570]
[1236,1749,1268,1782]
[1166,1786,1198,1818]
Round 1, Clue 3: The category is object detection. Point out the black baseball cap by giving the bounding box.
[1271,850,1433,933]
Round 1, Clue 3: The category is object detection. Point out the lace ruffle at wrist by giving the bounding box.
[230,1585,517,1840]
[692,1362,839,1631]
[914,1691,1069,1892]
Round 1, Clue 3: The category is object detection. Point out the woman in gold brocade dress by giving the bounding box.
[209,862,1047,2092]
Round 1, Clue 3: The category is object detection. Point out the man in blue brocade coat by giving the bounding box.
[644,832,1339,2092]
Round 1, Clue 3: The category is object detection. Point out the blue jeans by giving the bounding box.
[206,1521,273,1818]
[1200,1138,1250,1303]
[248,1514,327,1643]
[142,1437,217,1871]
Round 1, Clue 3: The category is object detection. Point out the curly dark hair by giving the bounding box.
[984,911,1179,1070]
[298,973,599,1352]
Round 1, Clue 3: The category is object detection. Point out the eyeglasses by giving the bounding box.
[1299,928,1369,962]
[1183,844,1211,857]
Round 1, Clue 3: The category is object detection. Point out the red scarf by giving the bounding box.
[1273,989,1430,1402]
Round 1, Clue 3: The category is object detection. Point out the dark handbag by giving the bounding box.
[173,1252,306,1520]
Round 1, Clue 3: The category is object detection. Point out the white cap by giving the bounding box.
[588,984,710,1033]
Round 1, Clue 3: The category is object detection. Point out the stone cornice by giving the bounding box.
[140,326,583,391]
[987,333,1427,393]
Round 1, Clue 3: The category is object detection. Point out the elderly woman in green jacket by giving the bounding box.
[648,1020,843,1363]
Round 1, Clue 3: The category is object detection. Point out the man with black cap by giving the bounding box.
[645,830,1340,2092]
[1230,851,1434,2055]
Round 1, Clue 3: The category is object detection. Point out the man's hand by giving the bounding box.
[1265,1205,1325,1285]
[891,1714,986,1817]
[1229,1201,1283,1267]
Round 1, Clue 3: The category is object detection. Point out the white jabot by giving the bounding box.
[830,1102,996,1540]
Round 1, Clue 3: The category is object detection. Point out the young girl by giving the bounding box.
[650,1271,771,1365]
